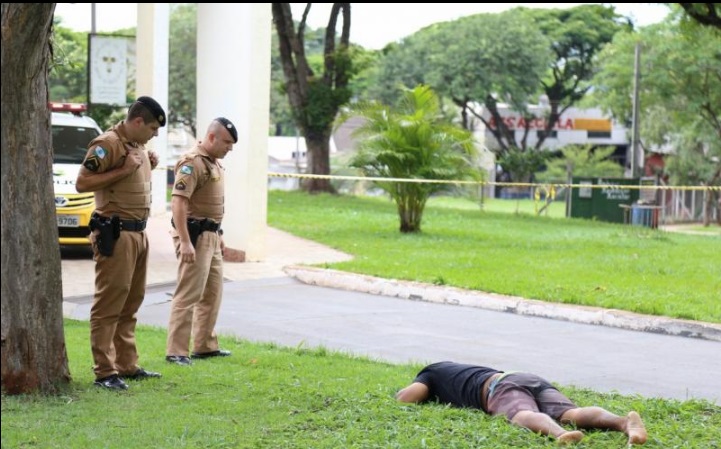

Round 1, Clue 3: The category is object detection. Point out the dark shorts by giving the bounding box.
[486,372,576,421]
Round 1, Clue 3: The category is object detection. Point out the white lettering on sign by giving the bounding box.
[600,183,631,201]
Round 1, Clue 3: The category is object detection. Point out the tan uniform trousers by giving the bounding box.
[90,230,148,379]
[166,231,223,356]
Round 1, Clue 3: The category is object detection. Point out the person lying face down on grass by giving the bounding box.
[396,361,647,446]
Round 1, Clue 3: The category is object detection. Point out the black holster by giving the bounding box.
[187,219,202,248]
[171,217,213,249]
[90,214,120,257]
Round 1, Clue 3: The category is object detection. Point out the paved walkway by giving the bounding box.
[62,213,721,404]
[61,211,354,300]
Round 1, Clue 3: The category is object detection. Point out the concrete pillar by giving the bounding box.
[136,3,170,216]
[197,4,271,262]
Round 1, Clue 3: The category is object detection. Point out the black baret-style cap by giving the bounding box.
[215,117,238,143]
[135,96,166,127]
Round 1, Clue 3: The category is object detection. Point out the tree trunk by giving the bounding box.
[702,188,720,227]
[1,3,71,394]
[395,185,426,233]
[271,3,351,194]
[303,130,335,193]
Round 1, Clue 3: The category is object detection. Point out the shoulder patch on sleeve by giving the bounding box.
[94,147,106,159]
[83,156,100,172]
[180,165,193,175]
[175,180,187,191]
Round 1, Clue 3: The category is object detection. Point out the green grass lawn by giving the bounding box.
[3,191,720,448]
[268,190,720,324]
[2,320,719,449]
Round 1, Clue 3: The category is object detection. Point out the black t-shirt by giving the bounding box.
[413,361,502,411]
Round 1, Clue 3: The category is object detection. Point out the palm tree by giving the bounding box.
[336,85,481,233]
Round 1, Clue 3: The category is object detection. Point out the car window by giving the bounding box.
[52,125,99,164]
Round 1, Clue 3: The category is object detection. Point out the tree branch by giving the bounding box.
[678,3,721,29]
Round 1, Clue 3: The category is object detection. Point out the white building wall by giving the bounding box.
[135,3,170,216]
[196,4,271,261]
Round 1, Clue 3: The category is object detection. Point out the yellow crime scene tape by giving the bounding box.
[267,172,721,192]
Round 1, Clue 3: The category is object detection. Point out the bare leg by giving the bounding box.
[560,407,647,445]
[511,410,584,445]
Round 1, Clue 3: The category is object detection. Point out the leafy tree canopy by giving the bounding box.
[677,3,721,29]
[536,144,624,183]
[367,5,629,184]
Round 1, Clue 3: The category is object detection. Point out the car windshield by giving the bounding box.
[52,125,99,164]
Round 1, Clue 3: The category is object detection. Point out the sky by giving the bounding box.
[54,3,671,50]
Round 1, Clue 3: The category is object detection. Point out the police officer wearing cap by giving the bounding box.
[76,96,166,390]
[165,117,237,366]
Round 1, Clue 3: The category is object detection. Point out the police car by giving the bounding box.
[51,103,102,245]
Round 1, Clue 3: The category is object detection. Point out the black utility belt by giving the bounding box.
[171,217,223,248]
[89,213,146,256]
[171,218,223,233]
[91,213,147,232]
[197,218,221,232]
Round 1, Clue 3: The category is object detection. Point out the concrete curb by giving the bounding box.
[284,265,721,343]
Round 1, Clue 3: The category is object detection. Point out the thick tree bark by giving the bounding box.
[304,130,334,193]
[1,3,71,394]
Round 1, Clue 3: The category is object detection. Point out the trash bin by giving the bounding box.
[630,201,658,228]
[631,204,647,226]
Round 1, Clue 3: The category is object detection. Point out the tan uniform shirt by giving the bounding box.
[172,144,225,222]
[82,121,152,220]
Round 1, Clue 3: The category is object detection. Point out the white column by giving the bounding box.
[197,4,271,261]
[136,3,170,216]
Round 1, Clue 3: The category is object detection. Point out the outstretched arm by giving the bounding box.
[395,382,429,403]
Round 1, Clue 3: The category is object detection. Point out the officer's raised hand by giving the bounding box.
[148,150,159,169]
[124,149,144,172]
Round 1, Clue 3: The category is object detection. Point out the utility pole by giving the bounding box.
[630,42,641,178]
[91,3,96,34]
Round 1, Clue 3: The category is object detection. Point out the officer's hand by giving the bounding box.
[148,151,159,170]
[179,240,196,263]
[124,150,143,172]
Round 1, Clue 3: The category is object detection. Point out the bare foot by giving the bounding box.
[557,430,584,445]
[626,411,647,445]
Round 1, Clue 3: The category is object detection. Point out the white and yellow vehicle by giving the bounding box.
[51,103,102,246]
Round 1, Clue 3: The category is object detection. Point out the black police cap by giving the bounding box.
[135,96,166,127]
[215,117,238,143]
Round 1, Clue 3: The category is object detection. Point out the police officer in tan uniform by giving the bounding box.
[76,96,166,390]
[165,117,237,366]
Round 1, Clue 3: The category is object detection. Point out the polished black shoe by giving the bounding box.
[93,374,129,391]
[121,367,162,380]
[191,349,231,359]
[166,355,193,366]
